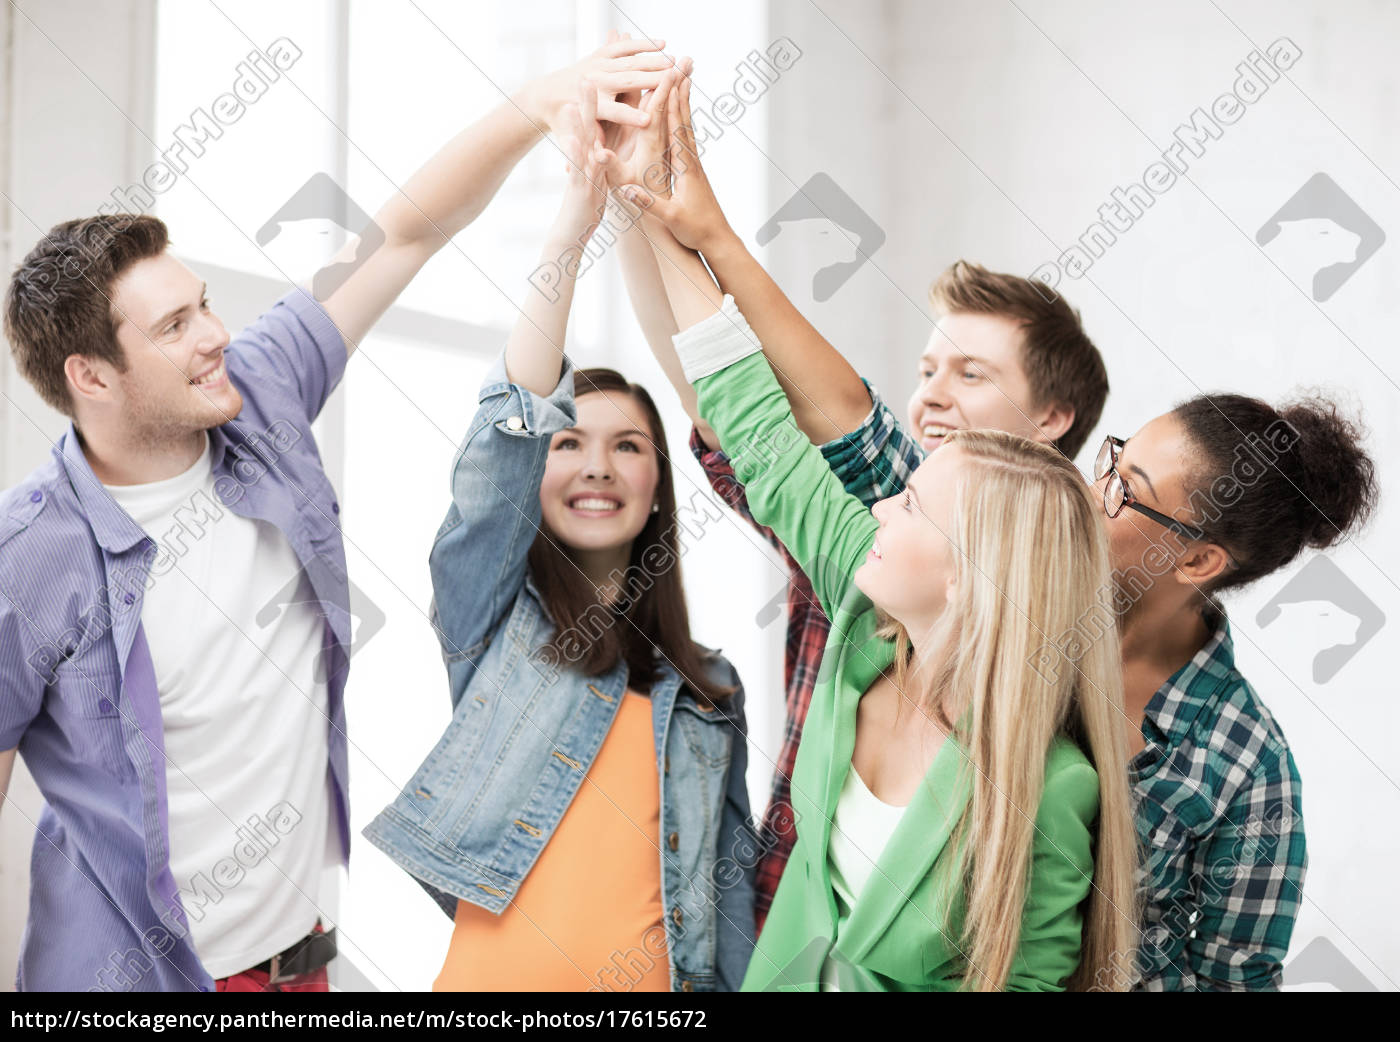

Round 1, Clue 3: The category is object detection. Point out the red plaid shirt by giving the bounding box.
[691,432,828,928]
[687,384,923,927]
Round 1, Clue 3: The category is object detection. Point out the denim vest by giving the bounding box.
[363,352,757,992]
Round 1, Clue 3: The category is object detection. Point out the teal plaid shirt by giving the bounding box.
[820,379,918,507]
[1130,610,1306,991]
[826,391,1307,992]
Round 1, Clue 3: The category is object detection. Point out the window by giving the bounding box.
[155,0,778,990]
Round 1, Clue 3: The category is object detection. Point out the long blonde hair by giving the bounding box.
[878,429,1138,991]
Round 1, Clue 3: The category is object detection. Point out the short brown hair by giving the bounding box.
[4,214,170,415]
[929,260,1108,458]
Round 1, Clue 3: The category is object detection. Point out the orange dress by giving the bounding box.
[434,691,671,991]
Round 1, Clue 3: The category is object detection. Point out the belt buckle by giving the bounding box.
[265,921,329,989]
[266,950,287,989]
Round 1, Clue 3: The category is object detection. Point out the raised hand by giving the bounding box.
[521,34,671,133]
[554,83,613,240]
[620,68,734,252]
[600,64,683,199]
[593,31,651,158]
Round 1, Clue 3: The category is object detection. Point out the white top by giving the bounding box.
[821,765,907,992]
[104,434,336,979]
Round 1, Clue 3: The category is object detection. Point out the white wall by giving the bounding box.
[754,0,1399,989]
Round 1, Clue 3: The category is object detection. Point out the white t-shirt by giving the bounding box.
[822,765,906,992]
[104,434,336,979]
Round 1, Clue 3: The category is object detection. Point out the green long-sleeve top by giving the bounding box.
[681,297,1101,991]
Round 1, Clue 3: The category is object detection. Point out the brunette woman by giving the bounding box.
[364,85,755,992]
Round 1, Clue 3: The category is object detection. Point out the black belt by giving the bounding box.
[248,923,338,981]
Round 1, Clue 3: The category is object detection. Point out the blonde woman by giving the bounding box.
[680,303,1135,989]
[616,140,1137,983]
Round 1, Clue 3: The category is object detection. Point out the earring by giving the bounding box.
[651,502,660,513]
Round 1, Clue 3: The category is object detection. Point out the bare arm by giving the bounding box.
[596,60,721,450]
[313,38,670,354]
[632,74,871,445]
[505,92,612,396]
[609,88,720,335]
[614,210,720,447]
[642,214,725,332]
[699,231,871,443]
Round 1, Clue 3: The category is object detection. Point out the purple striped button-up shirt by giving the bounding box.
[0,289,351,992]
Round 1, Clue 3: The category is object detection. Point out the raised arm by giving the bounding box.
[684,308,877,622]
[311,37,670,353]
[634,213,725,333]
[506,90,613,393]
[613,211,724,452]
[593,60,721,451]
[643,222,876,619]
[426,101,608,695]
[628,73,872,445]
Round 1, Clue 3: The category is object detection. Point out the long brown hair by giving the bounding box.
[526,367,734,705]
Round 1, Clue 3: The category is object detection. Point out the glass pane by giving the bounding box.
[346,0,579,328]
[339,333,490,990]
[154,0,340,282]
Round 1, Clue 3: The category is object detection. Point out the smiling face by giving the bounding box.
[93,252,240,438]
[905,311,1061,455]
[539,389,662,555]
[855,443,966,632]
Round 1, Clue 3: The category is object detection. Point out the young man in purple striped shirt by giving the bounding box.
[0,39,670,992]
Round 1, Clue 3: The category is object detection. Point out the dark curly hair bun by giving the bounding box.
[1173,391,1378,593]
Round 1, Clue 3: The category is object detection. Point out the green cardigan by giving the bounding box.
[694,351,1101,992]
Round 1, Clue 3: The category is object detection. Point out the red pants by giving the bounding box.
[214,966,328,992]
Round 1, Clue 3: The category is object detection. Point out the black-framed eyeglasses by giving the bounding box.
[1093,436,1207,543]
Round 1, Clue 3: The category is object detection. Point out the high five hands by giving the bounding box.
[550,85,612,241]
[578,36,736,255]
[525,33,673,133]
